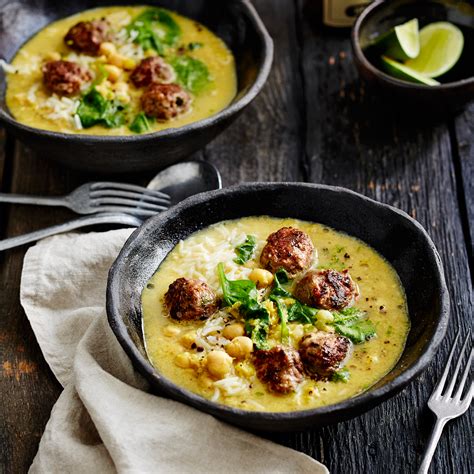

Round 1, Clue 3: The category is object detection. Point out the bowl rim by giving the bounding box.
[106,182,450,423]
[352,0,474,91]
[0,0,274,142]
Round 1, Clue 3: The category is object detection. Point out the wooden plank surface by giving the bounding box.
[1,1,473,473]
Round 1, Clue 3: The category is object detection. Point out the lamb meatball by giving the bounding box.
[164,277,218,321]
[260,227,314,277]
[42,60,91,96]
[299,331,352,379]
[130,57,174,88]
[64,20,110,55]
[294,269,359,310]
[253,345,304,394]
[141,83,191,121]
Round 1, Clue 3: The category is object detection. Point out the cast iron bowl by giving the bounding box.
[106,183,450,432]
[0,1,273,173]
[352,0,474,113]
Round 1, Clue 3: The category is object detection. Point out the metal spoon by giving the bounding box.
[0,161,221,252]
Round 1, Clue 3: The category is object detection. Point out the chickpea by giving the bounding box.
[179,331,196,349]
[290,324,304,342]
[108,53,128,69]
[163,325,180,337]
[315,321,335,333]
[317,309,334,324]
[248,268,274,288]
[103,64,121,82]
[226,336,253,359]
[175,352,192,368]
[222,323,245,340]
[122,57,136,70]
[99,41,117,57]
[205,350,233,379]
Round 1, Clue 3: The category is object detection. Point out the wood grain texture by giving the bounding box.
[0,0,473,473]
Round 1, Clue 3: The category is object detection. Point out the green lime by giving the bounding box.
[405,22,464,78]
[371,18,420,61]
[380,56,440,86]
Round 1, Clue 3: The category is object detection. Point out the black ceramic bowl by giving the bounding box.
[352,0,474,113]
[106,183,450,432]
[0,1,273,173]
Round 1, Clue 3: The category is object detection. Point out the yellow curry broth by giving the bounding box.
[142,217,410,412]
[6,6,237,135]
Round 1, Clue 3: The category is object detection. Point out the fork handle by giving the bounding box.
[0,213,140,251]
[418,418,448,474]
[0,193,68,207]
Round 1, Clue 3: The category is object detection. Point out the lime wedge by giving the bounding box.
[405,22,464,78]
[380,56,440,86]
[371,18,420,61]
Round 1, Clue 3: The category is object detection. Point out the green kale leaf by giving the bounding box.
[129,112,152,134]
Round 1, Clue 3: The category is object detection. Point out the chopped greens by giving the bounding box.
[331,367,350,383]
[171,55,211,93]
[287,300,318,324]
[233,235,257,265]
[270,268,291,298]
[76,88,126,129]
[188,42,203,51]
[127,8,181,54]
[332,308,376,344]
[217,263,269,349]
[129,112,152,134]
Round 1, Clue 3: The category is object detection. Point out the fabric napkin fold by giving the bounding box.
[20,229,328,474]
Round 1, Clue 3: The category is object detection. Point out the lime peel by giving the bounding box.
[380,56,440,86]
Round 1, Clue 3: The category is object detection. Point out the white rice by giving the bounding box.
[214,376,249,397]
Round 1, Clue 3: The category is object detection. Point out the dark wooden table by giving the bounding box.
[1,2,473,473]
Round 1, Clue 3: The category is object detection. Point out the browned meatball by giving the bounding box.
[64,20,110,55]
[141,83,191,121]
[42,60,91,96]
[294,269,359,310]
[130,57,174,88]
[164,277,218,321]
[299,331,352,379]
[253,345,304,394]
[260,227,314,277]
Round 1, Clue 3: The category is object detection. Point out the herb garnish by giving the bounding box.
[76,88,126,128]
[127,8,181,54]
[171,55,210,93]
[233,235,256,265]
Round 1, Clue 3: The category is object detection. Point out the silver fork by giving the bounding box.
[0,182,171,217]
[418,330,473,474]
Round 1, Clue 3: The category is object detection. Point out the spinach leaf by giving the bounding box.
[331,307,376,343]
[218,262,258,308]
[127,8,181,54]
[76,88,126,129]
[171,56,210,93]
[334,319,376,344]
[76,88,106,128]
[331,367,350,383]
[287,299,318,324]
[270,268,292,298]
[129,112,152,134]
[272,297,289,343]
[233,235,256,265]
[218,263,270,349]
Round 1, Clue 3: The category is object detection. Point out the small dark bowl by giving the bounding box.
[352,0,474,113]
[106,183,450,432]
[0,1,273,173]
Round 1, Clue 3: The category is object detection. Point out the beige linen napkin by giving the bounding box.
[20,229,328,474]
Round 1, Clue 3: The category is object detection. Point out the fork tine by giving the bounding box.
[90,189,170,205]
[92,197,167,211]
[93,207,158,217]
[453,346,473,402]
[431,330,461,398]
[91,182,170,200]
[444,331,471,398]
